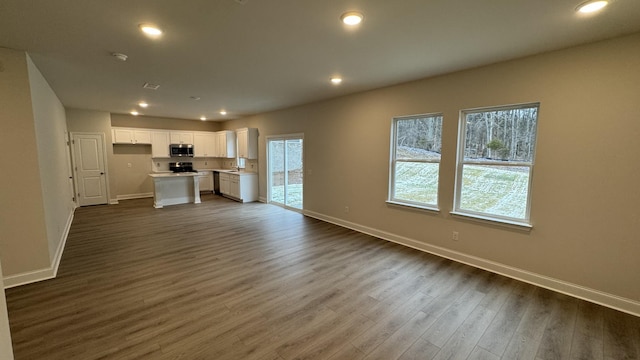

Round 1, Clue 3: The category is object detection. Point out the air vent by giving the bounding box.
[143,82,160,90]
[234,0,248,4]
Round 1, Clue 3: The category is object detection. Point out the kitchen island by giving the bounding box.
[148,172,205,208]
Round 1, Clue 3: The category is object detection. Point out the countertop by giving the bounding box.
[150,169,257,177]
[149,172,202,178]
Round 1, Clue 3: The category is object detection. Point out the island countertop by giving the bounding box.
[149,172,203,178]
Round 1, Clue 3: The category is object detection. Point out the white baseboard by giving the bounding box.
[109,198,119,205]
[3,208,75,289]
[303,210,640,317]
[259,196,267,203]
[116,192,153,201]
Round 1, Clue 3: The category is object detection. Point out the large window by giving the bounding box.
[389,113,443,209]
[454,103,539,225]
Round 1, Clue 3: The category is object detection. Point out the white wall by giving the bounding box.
[223,33,640,315]
[27,55,74,264]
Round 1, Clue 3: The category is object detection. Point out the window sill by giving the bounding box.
[450,211,532,231]
[386,200,440,214]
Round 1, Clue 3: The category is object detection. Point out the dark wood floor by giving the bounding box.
[6,195,640,360]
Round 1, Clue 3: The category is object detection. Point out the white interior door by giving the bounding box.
[72,133,108,206]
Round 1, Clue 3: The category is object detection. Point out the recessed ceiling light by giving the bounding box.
[130,111,139,116]
[139,24,163,37]
[576,0,608,13]
[138,102,148,108]
[220,110,227,115]
[330,77,343,85]
[200,116,207,121]
[341,11,364,25]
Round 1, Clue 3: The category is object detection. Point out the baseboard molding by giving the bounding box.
[116,193,153,201]
[303,210,640,317]
[109,198,119,205]
[3,208,75,289]
[51,208,74,277]
[259,196,267,203]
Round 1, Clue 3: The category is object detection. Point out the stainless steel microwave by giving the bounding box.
[169,144,194,157]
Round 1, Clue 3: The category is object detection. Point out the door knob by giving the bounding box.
[100,172,104,175]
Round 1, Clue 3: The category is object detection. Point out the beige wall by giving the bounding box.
[222,33,640,307]
[27,55,74,263]
[0,48,51,276]
[113,145,154,196]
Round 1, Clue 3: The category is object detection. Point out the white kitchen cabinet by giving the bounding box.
[219,173,230,195]
[151,131,171,158]
[112,128,151,144]
[170,131,194,145]
[198,171,213,192]
[220,172,257,202]
[236,128,258,159]
[193,133,216,157]
[216,131,236,158]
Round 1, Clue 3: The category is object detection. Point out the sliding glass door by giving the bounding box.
[267,135,303,210]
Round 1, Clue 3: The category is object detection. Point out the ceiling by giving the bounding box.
[1,0,640,121]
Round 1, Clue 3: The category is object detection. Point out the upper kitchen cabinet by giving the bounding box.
[112,128,151,144]
[170,131,194,145]
[216,131,236,158]
[151,131,171,158]
[236,128,258,159]
[193,132,216,157]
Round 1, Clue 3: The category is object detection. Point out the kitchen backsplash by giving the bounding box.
[151,158,258,173]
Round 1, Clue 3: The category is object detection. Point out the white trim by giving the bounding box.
[303,209,640,317]
[109,198,119,205]
[4,208,75,289]
[51,208,74,276]
[386,200,440,214]
[450,211,532,231]
[116,192,153,201]
[259,196,268,203]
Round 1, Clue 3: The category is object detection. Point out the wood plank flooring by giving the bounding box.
[6,195,640,359]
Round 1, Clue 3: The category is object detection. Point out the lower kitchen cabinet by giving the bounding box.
[198,172,213,192]
[219,172,258,202]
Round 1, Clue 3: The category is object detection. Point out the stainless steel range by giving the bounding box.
[169,162,196,173]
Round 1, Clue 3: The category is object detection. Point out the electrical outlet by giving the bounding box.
[452,231,459,241]
[127,163,132,168]
[205,161,208,166]
[344,206,350,213]
[250,163,255,169]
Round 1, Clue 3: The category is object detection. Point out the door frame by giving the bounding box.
[70,132,111,206]
[266,133,304,212]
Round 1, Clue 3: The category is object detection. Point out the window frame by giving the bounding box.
[453,103,539,227]
[388,112,444,212]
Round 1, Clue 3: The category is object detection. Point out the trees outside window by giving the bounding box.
[454,104,539,224]
[389,114,443,209]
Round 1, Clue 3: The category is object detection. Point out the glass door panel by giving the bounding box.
[285,139,303,209]
[268,136,303,210]
[269,140,285,205]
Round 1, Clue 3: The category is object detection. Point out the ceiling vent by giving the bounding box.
[143,82,160,90]
[234,0,248,4]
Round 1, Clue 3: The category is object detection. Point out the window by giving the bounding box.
[389,113,443,209]
[454,103,539,225]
